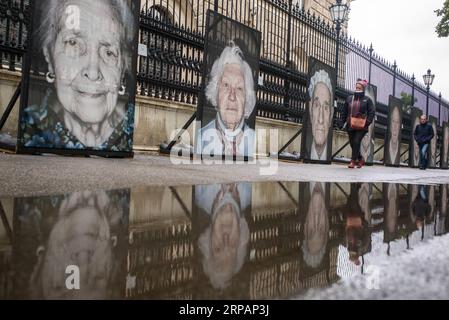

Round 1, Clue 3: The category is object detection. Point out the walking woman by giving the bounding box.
[341,79,375,169]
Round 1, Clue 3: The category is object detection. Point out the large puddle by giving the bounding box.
[0,182,447,299]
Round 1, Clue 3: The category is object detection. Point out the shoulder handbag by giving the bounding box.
[349,96,367,130]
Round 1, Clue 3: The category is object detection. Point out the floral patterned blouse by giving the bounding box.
[20,91,134,152]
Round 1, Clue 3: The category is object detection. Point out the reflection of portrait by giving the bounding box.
[196,183,251,290]
[388,106,401,165]
[308,70,333,161]
[20,0,137,151]
[345,183,371,266]
[196,41,256,157]
[385,184,398,237]
[302,182,329,268]
[27,190,128,299]
[412,185,430,229]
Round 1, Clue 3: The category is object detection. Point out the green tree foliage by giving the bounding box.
[435,0,449,37]
[400,92,417,114]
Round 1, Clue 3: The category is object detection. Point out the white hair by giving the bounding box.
[205,41,257,119]
[302,241,326,269]
[308,69,333,99]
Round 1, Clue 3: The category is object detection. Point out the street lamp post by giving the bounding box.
[330,0,350,87]
[423,69,435,116]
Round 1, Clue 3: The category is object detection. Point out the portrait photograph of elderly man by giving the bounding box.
[409,107,423,168]
[441,122,449,169]
[384,96,403,166]
[195,11,261,161]
[18,0,140,155]
[301,58,336,164]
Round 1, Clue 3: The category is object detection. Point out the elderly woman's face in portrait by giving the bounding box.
[38,192,113,299]
[217,63,246,130]
[431,123,437,161]
[310,82,332,147]
[45,0,124,126]
[413,118,420,164]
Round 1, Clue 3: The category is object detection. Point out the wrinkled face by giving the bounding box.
[305,187,328,255]
[391,107,400,141]
[444,128,449,163]
[41,205,111,299]
[211,203,240,272]
[47,0,124,124]
[310,82,332,147]
[217,63,246,129]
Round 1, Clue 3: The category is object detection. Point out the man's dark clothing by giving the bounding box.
[414,123,434,169]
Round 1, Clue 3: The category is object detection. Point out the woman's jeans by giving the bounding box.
[419,143,429,168]
[348,130,367,161]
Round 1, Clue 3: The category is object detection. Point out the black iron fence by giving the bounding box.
[1,0,449,143]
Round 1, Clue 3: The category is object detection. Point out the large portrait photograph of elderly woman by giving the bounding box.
[195,11,261,161]
[428,116,438,168]
[301,58,336,164]
[409,107,423,168]
[384,96,403,167]
[17,0,141,156]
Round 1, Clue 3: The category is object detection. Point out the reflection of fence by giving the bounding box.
[0,248,12,299]
[2,0,448,132]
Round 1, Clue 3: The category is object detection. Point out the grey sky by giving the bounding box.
[347,0,449,100]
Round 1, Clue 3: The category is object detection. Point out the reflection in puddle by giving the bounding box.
[0,181,448,299]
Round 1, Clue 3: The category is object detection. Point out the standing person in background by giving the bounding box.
[414,115,434,170]
[341,79,375,169]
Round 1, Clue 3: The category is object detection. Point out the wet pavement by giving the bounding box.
[0,181,448,299]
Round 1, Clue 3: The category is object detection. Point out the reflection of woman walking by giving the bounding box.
[341,80,375,169]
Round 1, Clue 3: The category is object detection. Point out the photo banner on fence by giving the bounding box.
[194,10,262,161]
[192,182,252,297]
[301,57,336,164]
[409,107,423,168]
[361,84,377,165]
[428,116,438,168]
[441,122,449,169]
[17,0,141,157]
[384,96,403,167]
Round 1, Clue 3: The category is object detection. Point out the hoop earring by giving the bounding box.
[118,85,126,96]
[46,72,55,84]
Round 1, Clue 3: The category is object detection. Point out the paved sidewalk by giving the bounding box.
[2,152,449,197]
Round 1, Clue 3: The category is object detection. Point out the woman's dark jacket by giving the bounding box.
[341,92,375,132]
[414,123,434,145]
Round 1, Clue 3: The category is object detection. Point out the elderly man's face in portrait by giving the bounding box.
[305,185,328,259]
[46,0,124,125]
[217,63,246,130]
[310,82,332,148]
[391,107,400,141]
